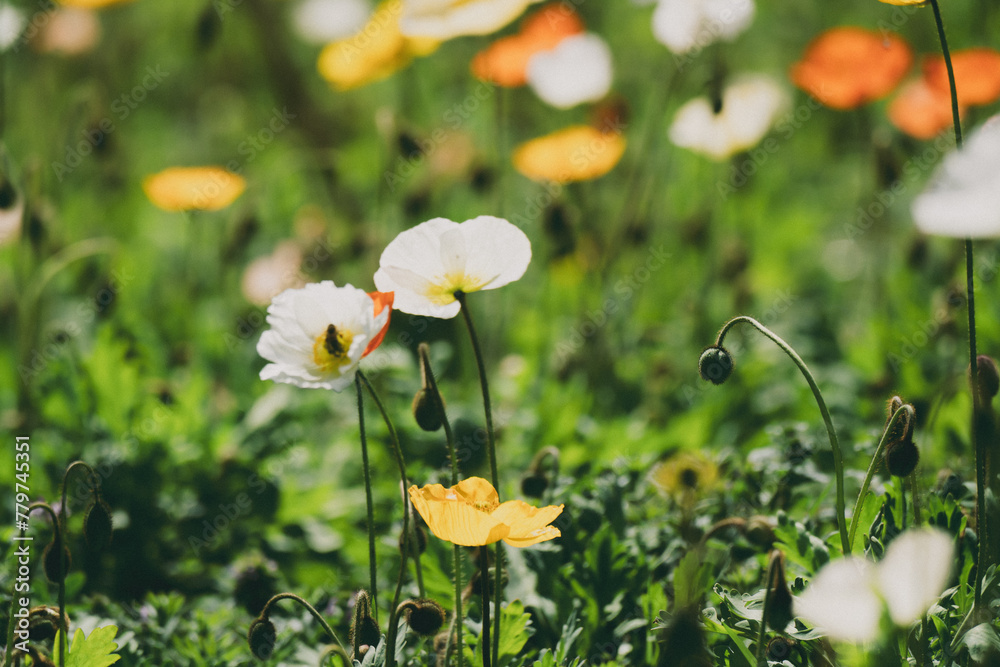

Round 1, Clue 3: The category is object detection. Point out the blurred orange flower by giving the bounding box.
[513,125,625,183]
[408,477,563,547]
[143,166,246,212]
[922,48,1000,106]
[888,78,959,140]
[318,0,438,90]
[471,3,584,87]
[57,0,133,8]
[790,27,911,109]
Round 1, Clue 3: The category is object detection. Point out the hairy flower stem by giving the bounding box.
[357,370,415,667]
[928,0,986,614]
[455,291,502,664]
[355,375,379,624]
[848,405,915,550]
[260,593,346,650]
[715,316,850,554]
[418,344,465,667]
[480,553,492,667]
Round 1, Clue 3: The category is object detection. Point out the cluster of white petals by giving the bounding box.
[292,0,370,44]
[652,0,754,55]
[526,33,613,109]
[400,0,539,39]
[374,216,531,319]
[257,282,388,391]
[796,529,954,643]
[669,74,787,160]
[912,115,1000,238]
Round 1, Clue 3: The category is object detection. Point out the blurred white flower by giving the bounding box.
[374,216,531,319]
[292,0,369,44]
[257,282,392,391]
[0,4,25,51]
[796,529,954,643]
[668,74,787,160]
[652,0,754,55]
[526,33,613,109]
[241,241,305,307]
[400,0,539,39]
[912,115,1000,238]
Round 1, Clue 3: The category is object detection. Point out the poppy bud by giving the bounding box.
[42,537,71,583]
[764,551,794,632]
[28,606,67,642]
[520,472,548,498]
[400,598,446,636]
[234,561,279,616]
[745,516,776,549]
[248,616,277,660]
[699,346,733,385]
[655,605,711,667]
[350,590,381,658]
[971,355,1000,402]
[412,388,444,432]
[84,498,113,550]
[766,637,797,662]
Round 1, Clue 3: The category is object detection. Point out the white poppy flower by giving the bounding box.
[374,216,531,319]
[399,0,539,39]
[525,33,613,109]
[0,4,25,51]
[668,74,787,160]
[257,282,393,391]
[652,0,754,55]
[912,115,1000,238]
[291,0,370,44]
[796,529,954,643]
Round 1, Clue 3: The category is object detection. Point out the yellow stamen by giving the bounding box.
[313,324,354,373]
[424,272,487,305]
[470,499,499,513]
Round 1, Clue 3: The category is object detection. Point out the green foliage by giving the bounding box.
[54,626,121,667]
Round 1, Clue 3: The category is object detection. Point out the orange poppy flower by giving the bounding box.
[364,291,394,356]
[57,0,133,7]
[513,125,625,183]
[888,78,960,139]
[471,3,584,87]
[923,48,1000,107]
[142,166,246,212]
[408,477,563,547]
[790,27,912,109]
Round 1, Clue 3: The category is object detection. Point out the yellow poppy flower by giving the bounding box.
[650,452,719,503]
[142,166,246,212]
[878,0,925,5]
[513,125,625,184]
[408,477,563,547]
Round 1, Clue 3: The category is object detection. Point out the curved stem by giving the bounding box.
[847,405,914,550]
[355,376,379,624]
[357,370,412,667]
[455,292,503,664]
[715,316,850,554]
[418,344,465,667]
[261,593,345,650]
[318,644,352,667]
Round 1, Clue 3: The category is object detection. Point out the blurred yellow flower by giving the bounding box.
[408,477,563,547]
[317,0,438,90]
[513,125,625,184]
[878,0,925,4]
[142,166,246,212]
[650,452,719,503]
[57,0,134,8]
[400,0,540,39]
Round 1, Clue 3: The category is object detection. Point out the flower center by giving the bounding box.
[469,499,499,514]
[312,324,354,373]
[679,467,699,490]
[424,271,487,305]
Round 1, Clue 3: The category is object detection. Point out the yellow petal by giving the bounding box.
[492,499,563,547]
[450,476,500,506]
[143,166,246,212]
[408,483,509,546]
[513,125,625,184]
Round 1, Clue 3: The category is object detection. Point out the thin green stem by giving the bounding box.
[419,344,465,667]
[455,292,502,664]
[318,644,352,667]
[716,316,850,554]
[355,376,379,624]
[754,554,780,667]
[261,593,345,650]
[479,552,492,667]
[848,405,915,550]
[357,370,412,667]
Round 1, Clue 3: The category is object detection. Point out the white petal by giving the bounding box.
[721,74,788,149]
[0,5,25,51]
[669,98,731,160]
[796,557,882,643]
[456,216,532,292]
[526,33,613,109]
[400,0,537,38]
[703,0,755,41]
[876,529,954,627]
[292,0,370,44]
[651,0,701,53]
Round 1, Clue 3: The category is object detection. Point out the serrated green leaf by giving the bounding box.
[53,626,121,667]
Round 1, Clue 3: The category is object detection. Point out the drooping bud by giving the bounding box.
[745,516,776,550]
[413,343,444,432]
[521,446,559,499]
[350,590,381,659]
[763,551,794,632]
[234,560,279,616]
[42,537,71,583]
[698,346,733,385]
[248,616,277,660]
[28,606,68,642]
[399,598,447,636]
[520,473,548,498]
[883,399,918,477]
[84,497,113,550]
[970,355,1000,403]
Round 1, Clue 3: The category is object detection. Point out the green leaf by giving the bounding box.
[53,626,121,667]
[962,623,1000,663]
[674,550,714,609]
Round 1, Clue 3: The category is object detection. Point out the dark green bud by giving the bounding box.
[42,538,71,583]
[520,472,548,498]
[84,498,113,550]
[698,346,733,385]
[401,598,446,636]
[764,551,794,632]
[973,355,1000,402]
[350,590,381,658]
[412,388,443,432]
[248,616,277,660]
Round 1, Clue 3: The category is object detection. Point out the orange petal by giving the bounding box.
[790,27,911,109]
[363,291,394,356]
[408,483,509,546]
[513,125,626,184]
[888,78,959,140]
[923,48,1000,107]
[142,166,246,212]
[492,500,564,547]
